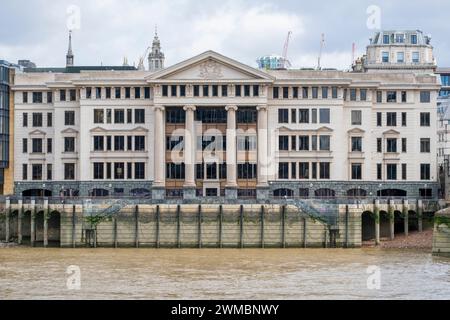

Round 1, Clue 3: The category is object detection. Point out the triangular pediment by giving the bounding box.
[383,129,401,135]
[90,126,107,133]
[147,51,275,82]
[348,128,366,134]
[317,126,334,133]
[29,129,46,136]
[61,128,79,134]
[132,126,149,133]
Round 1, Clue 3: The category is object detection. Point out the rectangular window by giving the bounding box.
[64,111,75,126]
[106,163,111,179]
[312,87,318,99]
[273,87,279,99]
[360,89,367,101]
[293,87,298,99]
[211,85,218,97]
[302,87,308,99]
[412,52,420,63]
[94,109,104,124]
[387,138,397,153]
[319,136,331,151]
[312,163,317,179]
[127,163,132,179]
[319,109,330,124]
[311,136,318,151]
[47,113,52,127]
[377,164,382,180]
[376,91,382,103]
[23,113,28,127]
[377,112,382,127]
[299,109,309,124]
[64,137,75,152]
[32,113,42,127]
[319,163,330,179]
[22,164,27,180]
[95,87,102,99]
[125,87,131,99]
[193,85,200,97]
[114,109,125,124]
[420,91,431,103]
[135,87,141,99]
[312,109,317,124]
[278,109,289,123]
[420,113,430,127]
[93,136,104,151]
[64,163,75,180]
[135,136,145,151]
[69,89,76,101]
[291,109,297,123]
[351,137,362,152]
[382,52,389,63]
[387,164,397,180]
[387,112,397,126]
[106,136,112,151]
[351,110,362,125]
[32,138,42,153]
[299,163,309,179]
[47,164,52,181]
[162,85,168,97]
[291,163,297,179]
[60,90,66,102]
[402,138,407,153]
[322,87,328,99]
[170,85,177,97]
[278,162,289,179]
[397,52,405,63]
[383,34,390,44]
[47,138,52,153]
[23,92,28,103]
[350,89,357,101]
[253,85,259,97]
[282,87,289,99]
[299,136,309,151]
[401,91,407,103]
[32,164,42,181]
[420,138,431,153]
[22,138,27,153]
[279,136,289,151]
[127,109,132,124]
[115,87,121,99]
[114,163,125,180]
[411,34,417,44]
[86,87,92,99]
[32,92,43,103]
[127,136,132,151]
[94,163,104,180]
[106,87,111,99]
[114,136,125,151]
[402,112,407,126]
[144,87,150,99]
[291,136,297,151]
[221,85,228,97]
[377,138,382,153]
[351,164,362,180]
[420,164,431,180]
[135,163,145,180]
[332,87,338,99]
[203,85,210,97]
[387,91,397,103]
[402,164,407,180]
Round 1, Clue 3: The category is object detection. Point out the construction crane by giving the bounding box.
[282,31,292,69]
[317,33,325,70]
[137,46,151,71]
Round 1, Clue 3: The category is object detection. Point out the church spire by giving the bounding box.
[148,26,165,72]
[66,30,74,67]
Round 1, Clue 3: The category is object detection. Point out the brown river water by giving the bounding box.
[0,248,449,300]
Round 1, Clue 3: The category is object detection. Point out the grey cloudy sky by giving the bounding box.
[1,0,449,69]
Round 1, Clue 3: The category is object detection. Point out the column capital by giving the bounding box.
[256,105,268,112]
[154,105,165,112]
[183,105,197,112]
[225,105,238,112]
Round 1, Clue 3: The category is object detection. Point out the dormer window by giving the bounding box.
[383,34,390,44]
[395,34,405,43]
[411,34,417,44]
[397,52,404,63]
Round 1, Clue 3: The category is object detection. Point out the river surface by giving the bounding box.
[0,248,449,300]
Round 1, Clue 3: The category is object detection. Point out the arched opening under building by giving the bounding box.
[91,189,109,197]
[315,188,336,199]
[423,212,435,230]
[377,189,407,198]
[379,210,390,239]
[394,210,405,235]
[59,189,79,197]
[347,188,367,198]
[361,211,375,241]
[130,188,151,197]
[21,210,32,244]
[8,210,19,241]
[22,189,52,197]
[48,211,61,247]
[408,210,419,232]
[273,188,294,198]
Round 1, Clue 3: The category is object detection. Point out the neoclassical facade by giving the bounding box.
[11,47,440,200]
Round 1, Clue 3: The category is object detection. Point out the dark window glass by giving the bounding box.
[420,164,431,180]
[420,138,430,153]
[402,138,407,153]
[402,112,407,126]
[319,163,330,179]
[299,163,309,179]
[332,87,338,99]
[273,87,279,99]
[64,137,75,152]
[420,91,431,103]
[114,109,125,124]
[377,163,382,180]
[135,136,145,151]
[278,162,289,179]
[135,109,145,124]
[114,163,125,179]
[32,113,42,127]
[387,112,397,126]
[23,92,28,103]
[299,136,309,151]
[23,113,28,127]
[22,164,28,180]
[47,113,52,127]
[32,138,42,153]
[32,92,43,103]
[127,109,132,124]
[279,136,289,151]
[312,87,319,99]
[47,138,52,153]
[93,136,104,151]
[299,109,309,123]
[351,137,362,152]
[94,109,104,124]
[387,138,397,153]
[376,91,382,103]
[64,111,75,126]
[166,108,185,124]
[387,164,397,180]
[32,164,42,180]
[420,113,430,127]
[319,109,330,124]
[283,87,289,99]
[64,163,75,180]
[22,138,27,153]
[351,164,362,180]
[60,90,66,102]
[135,87,141,99]
[69,89,76,101]
[114,136,125,151]
[377,113,382,127]
[387,91,397,102]
[322,87,328,99]
[94,163,104,180]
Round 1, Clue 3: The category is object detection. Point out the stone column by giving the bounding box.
[256,105,269,200]
[5,198,10,242]
[183,105,197,200]
[417,199,423,232]
[152,105,166,200]
[225,105,238,199]
[374,199,380,246]
[18,199,23,245]
[403,200,409,237]
[389,200,395,241]
[31,199,36,247]
[43,199,49,248]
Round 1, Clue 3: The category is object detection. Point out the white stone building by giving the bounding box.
[10,30,441,200]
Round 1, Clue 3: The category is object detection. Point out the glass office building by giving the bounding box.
[0,60,12,193]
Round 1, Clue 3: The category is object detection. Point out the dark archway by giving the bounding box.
[8,210,19,241]
[377,189,407,198]
[394,210,405,235]
[21,210,32,244]
[22,189,52,197]
[362,211,375,241]
[48,211,61,247]
[408,210,419,232]
[347,188,367,198]
[35,210,45,246]
[273,188,294,198]
[130,188,151,197]
[379,210,390,239]
[315,188,336,199]
[91,189,109,197]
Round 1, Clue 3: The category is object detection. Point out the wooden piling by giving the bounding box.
[374,199,380,246]
[303,217,307,248]
[135,205,139,248]
[219,205,223,249]
[113,217,118,248]
[30,200,36,247]
[18,200,23,245]
[5,198,10,243]
[177,205,181,249]
[43,199,49,248]
[156,205,160,249]
[389,200,395,241]
[239,205,244,249]
[281,205,286,249]
[403,200,409,237]
[261,206,265,249]
[198,205,202,249]
[345,205,349,248]
[418,199,423,232]
[72,205,76,248]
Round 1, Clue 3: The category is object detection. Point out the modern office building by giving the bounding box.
[10,30,441,200]
[436,68,450,199]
